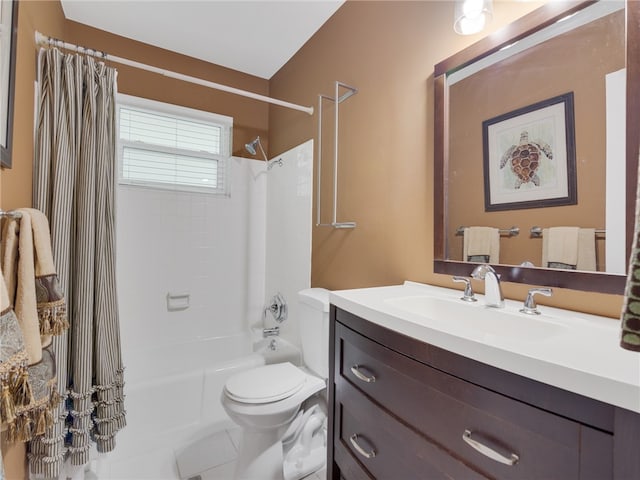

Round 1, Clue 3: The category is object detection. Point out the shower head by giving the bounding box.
[245,138,258,155]
[245,136,268,161]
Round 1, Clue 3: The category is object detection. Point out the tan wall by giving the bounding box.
[269,0,623,317]
[448,10,624,270]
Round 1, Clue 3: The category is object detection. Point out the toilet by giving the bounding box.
[221,288,330,480]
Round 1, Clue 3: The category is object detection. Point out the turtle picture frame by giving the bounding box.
[482,92,577,212]
[0,0,18,169]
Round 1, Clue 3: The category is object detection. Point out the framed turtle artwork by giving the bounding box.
[481,92,577,211]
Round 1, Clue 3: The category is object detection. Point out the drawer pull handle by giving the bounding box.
[350,365,376,383]
[462,429,519,466]
[349,434,376,459]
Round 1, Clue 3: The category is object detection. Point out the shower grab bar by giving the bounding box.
[456,226,519,237]
[530,226,606,237]
[316,81,358,229]
[0,209,22,219]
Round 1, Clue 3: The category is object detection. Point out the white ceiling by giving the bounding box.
[60,0,345,79]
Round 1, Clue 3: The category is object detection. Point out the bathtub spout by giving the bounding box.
[263,326,280,338]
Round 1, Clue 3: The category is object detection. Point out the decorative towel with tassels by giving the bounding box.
[25,208,68,337]
[2,209,69,355]
[0,208,67,440]
[0,265,34,432]
[7,346,60,442]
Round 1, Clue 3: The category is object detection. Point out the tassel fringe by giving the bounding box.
[12,368,35,407]
[0,360,33,424]
[37,302,69,336]
[1,384,16,424]
[3,378,60,442]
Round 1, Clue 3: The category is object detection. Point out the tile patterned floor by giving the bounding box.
[192,427,325,480]
[92,425,325,480]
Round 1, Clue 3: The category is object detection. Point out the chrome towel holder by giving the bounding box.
[456,226,519,237]
[0,209,22,219]
[316,81,358,229]
[529,226,606,238]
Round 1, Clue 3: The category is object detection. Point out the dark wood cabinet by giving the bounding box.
[328,306,640,480]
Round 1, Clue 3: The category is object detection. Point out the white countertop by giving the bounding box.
[330,281,640,413]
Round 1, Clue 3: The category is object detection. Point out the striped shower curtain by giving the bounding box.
[29,47,126,476]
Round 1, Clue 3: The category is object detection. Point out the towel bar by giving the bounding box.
[0,209,22,219]
[530,226,606,238]
[316,81,358,229]
[456,226,519,237]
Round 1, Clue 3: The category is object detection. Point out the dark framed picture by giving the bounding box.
[482,92,576,211]
[1,0,18,169]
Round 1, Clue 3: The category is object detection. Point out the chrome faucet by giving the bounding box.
[520,287,553,315]
[262,326,280,337]
[452,276,477,302]
[470,264,504,308]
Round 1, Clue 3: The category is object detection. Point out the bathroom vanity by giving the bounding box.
[327,282,640,480]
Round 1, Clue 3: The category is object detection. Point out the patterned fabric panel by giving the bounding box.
[622,244,640,351]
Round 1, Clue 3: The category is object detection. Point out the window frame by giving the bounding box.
[117,94,233,195]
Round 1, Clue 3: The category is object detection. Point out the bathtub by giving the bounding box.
[102,333,301,469]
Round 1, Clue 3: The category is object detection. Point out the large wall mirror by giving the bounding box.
[434,0,639,295]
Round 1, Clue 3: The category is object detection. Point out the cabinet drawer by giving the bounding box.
[335,322,613,479]
[335,379,488,480]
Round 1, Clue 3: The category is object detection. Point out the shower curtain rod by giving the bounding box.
[35,31,314,115]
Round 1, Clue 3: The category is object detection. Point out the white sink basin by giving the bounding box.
[384,295,569,342]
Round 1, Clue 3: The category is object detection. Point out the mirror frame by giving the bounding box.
[0,0,18,169]
[434,0,637,295]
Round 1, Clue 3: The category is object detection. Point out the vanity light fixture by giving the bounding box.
[454,0,493,35]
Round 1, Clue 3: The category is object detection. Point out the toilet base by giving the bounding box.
[233,405,326,480]
[283,444,325,480]
[233,430,326,480]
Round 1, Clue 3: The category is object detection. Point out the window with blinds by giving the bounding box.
[117,95,232,194]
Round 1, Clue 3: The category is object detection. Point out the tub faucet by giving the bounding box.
[263,326,280,338]
[470,264,504,308]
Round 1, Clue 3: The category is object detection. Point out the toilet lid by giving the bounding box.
[225,362,307,404]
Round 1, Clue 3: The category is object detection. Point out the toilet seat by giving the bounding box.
[224,362,308,404]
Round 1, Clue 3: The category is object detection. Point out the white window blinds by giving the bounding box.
[118,95,232,194]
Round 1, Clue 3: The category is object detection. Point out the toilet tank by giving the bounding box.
[298,288,330,379]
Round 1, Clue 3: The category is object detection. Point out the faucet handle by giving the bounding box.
[520,287,553,315]
[263,326,280,338]
[452,276,477,302]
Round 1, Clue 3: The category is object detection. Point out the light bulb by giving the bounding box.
[454,0,493,35]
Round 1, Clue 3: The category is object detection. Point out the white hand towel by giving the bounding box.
[576,228,596,271]
[463,227,500,263]
[541,227,596,271]
[545,226,579,267]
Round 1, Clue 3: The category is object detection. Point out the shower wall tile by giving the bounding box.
[116,158,267,352]
[265,140,314,347]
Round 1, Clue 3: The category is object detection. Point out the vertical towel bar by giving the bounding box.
[316,81,358,229]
